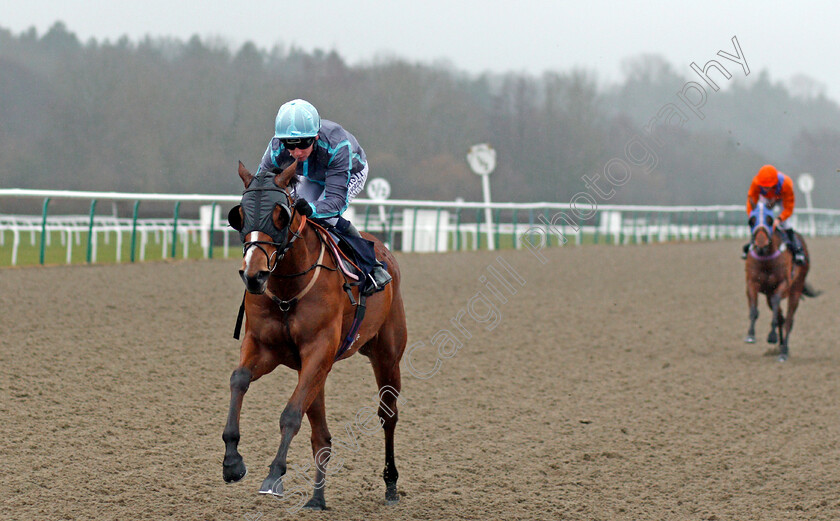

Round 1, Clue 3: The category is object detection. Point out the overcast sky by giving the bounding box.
[2,1,838,100]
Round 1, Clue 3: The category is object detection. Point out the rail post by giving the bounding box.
[86,200,97,264]
[39,197,51,265]
[130,201,140,262]
[171,201,181,258]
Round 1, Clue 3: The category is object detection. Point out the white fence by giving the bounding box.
[1,188,839,265]
[0,213,228,265]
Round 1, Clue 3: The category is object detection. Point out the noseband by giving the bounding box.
[749,226,789,262]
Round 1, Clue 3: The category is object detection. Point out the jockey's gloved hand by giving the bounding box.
[294,198,314,217]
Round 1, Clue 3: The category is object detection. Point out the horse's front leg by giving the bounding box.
[766,292,783,346]
[745,282,759,343]
[223,338,280,483]
[259,330,338,497]
[301,387,331,510]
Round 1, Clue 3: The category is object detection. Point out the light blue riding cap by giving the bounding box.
[274,99,321,139]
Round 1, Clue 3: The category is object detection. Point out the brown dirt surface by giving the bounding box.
[1,238,839,521]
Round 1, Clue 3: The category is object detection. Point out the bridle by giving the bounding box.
[232,172,302,273]
[241,202,306,274]
[229,175,368,353]
[749,203,781,259]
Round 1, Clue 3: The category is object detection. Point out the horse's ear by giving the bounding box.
[228,205,243,231]
[748,216,756,228]
[273,203,290,231]
[273,160,298,190]
[237,161,254,187]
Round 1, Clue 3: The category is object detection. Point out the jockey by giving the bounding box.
[256,99,392,293]
[742,164,805,265]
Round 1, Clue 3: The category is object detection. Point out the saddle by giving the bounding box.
[313,223,363,282]
[233,220,370,360]
[309,219,388,295]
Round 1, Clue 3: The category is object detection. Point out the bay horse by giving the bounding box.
[744,202,820,361]
[221,161,407,510]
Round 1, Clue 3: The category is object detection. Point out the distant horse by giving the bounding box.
[221,161,407,509]
[744,202,820,361]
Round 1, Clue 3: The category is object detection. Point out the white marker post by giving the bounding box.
[366,177,391,225]
[796,173,815,236]
[466,144,496,250]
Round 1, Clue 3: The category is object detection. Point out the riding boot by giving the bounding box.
[365,263,393,295]
[336,218,392,294]
[741,242,751,259]
[785,228,806,265]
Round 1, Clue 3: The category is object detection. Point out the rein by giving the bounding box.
[242,212,308,273]
[264,240,326,312]
[233,202,370,360]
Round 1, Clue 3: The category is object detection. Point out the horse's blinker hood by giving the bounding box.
[229,171,292,244]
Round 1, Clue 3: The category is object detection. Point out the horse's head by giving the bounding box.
[228,161,299,294]
[748,202,777,255]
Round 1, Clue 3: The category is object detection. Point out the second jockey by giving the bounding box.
[742,164,806,265]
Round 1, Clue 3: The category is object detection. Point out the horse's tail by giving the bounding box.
[802,282,822,298]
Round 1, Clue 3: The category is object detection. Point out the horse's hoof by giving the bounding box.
[385,483,399,505]
[258,475,283,496]
[767,333,778,344]
[744,335,756,344]
[303,498,327,510]
[223,459,248,483]
[777,353,789,363]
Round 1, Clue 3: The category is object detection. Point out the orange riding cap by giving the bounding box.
[756,164,779,187]
[746,166,795,221]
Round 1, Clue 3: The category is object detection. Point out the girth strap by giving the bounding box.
[335,293,367,361]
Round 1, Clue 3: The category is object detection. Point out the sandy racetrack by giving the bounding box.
[1,239,839,521]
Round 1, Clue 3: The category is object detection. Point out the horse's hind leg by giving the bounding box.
[222,340,280,483]
[779,289,804,362]
[368,314,407,505]
[371,355,402,505]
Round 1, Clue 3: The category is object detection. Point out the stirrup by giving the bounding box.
[793,251,806,265]
[363,265,392,296]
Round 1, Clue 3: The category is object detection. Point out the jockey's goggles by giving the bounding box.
[281,137,316,150]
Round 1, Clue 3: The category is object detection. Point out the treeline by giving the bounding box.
[1,23,838,207]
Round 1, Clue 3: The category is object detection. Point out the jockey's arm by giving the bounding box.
[746,181,760,214]
[778,177,795,221]
[307,142,353,220]
[309,167,351,219]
